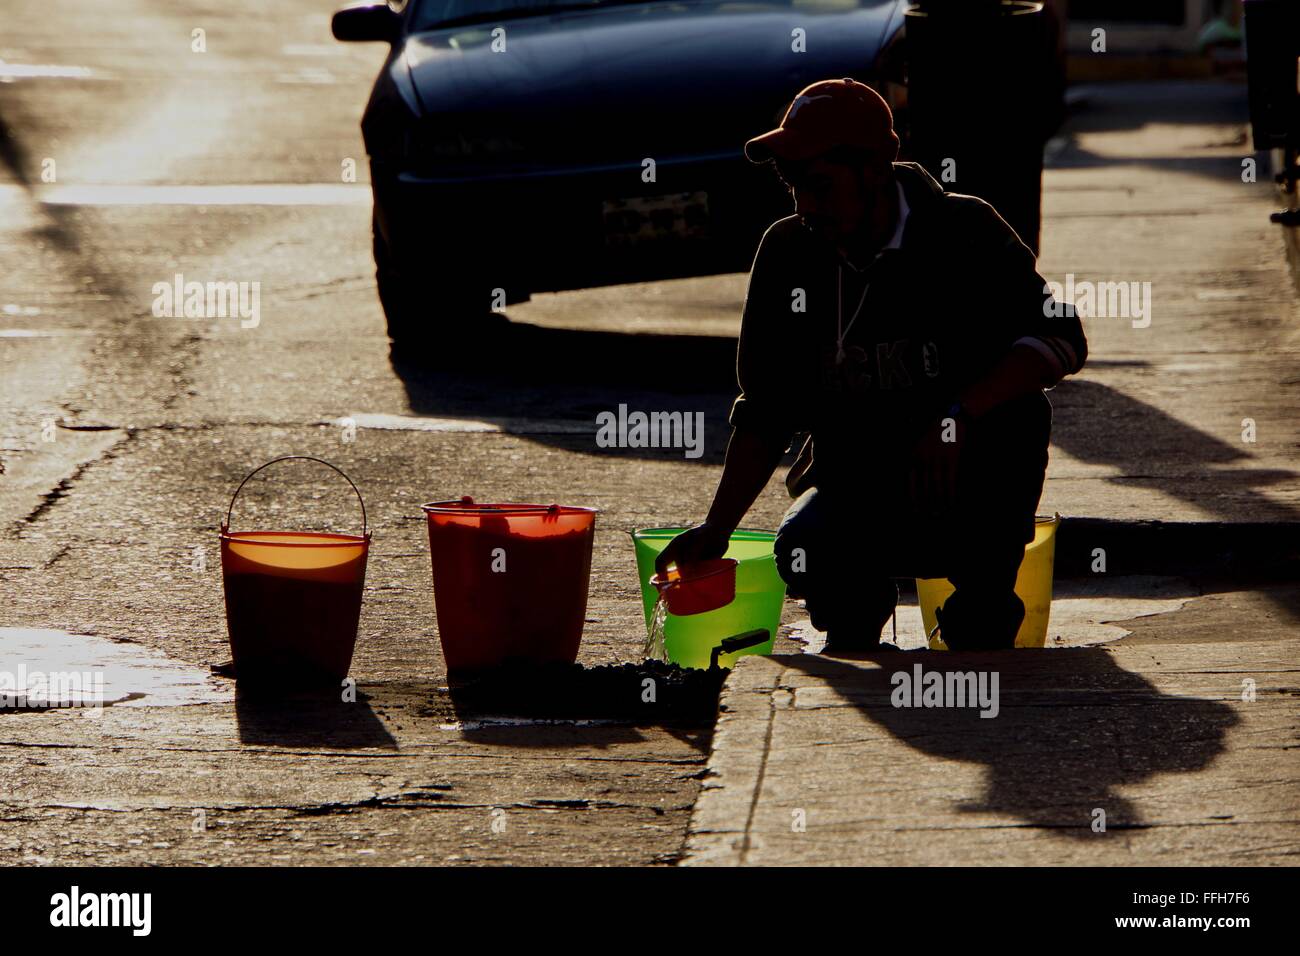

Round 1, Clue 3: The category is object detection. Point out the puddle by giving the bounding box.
[0,628,232,712]
[0,329,89,338]
[27,183,371,207]
[335,412,590,436]
[438,717,631,731]
[790,576,1197,652]
[0,61,94,81]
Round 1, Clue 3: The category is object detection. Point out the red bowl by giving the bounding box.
[650,558,738,616]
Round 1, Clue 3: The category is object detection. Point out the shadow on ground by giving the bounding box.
[235,688,398,749]
[1049,378,1300,616]
[387,318,738,464]
[231,666,723,753]
[445,661,724,748]
[779,649,1239,835]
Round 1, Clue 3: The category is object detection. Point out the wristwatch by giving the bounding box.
[945,399,970,422]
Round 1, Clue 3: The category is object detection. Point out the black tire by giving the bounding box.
[371,212,496,345]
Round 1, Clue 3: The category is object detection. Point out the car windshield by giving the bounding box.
[412,0,891,32]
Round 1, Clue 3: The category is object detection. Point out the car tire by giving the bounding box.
[371,212,496,346]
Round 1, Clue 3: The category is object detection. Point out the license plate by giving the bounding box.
[601,191,709,246]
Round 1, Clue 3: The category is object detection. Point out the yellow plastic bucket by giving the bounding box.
[918,513,1059,650]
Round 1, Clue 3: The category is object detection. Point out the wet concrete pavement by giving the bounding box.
[1,1,1297,864]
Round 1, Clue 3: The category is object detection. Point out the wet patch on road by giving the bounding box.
[437,717,644,731]
[24,183,371,206]
[0,61,95,80]
[333,412,591,436]
[0,627,232,711]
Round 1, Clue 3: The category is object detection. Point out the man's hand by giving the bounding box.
[908,410,967,514]
[654,521,732,576]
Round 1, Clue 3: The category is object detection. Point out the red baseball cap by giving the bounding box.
[744,77,900,166]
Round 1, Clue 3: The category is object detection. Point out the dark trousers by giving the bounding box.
[774,391,1051,648]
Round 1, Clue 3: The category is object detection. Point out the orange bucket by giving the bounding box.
[422,497,596,673]
[650,558,738,616]
[220,457,370,687]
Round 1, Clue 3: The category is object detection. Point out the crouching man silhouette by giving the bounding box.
[656,78,1087,651]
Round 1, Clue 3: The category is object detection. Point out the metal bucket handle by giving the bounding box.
[223,455,368,538]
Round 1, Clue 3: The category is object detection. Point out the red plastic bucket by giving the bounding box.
[220,457,370,687]
[422,497,596,673]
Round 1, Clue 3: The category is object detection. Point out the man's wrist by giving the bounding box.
[945,398,974,423]
[701,515,736,537]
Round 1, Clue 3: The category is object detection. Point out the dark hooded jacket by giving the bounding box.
[728,161,1087,498]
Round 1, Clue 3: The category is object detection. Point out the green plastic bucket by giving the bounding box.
[631,528,786,670]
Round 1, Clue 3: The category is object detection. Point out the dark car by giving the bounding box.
[334,0,909,342]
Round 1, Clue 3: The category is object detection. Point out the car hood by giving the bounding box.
[399,1,903,165]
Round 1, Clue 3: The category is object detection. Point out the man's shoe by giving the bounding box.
[815,581,899,654]
[932,592,1024,651]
